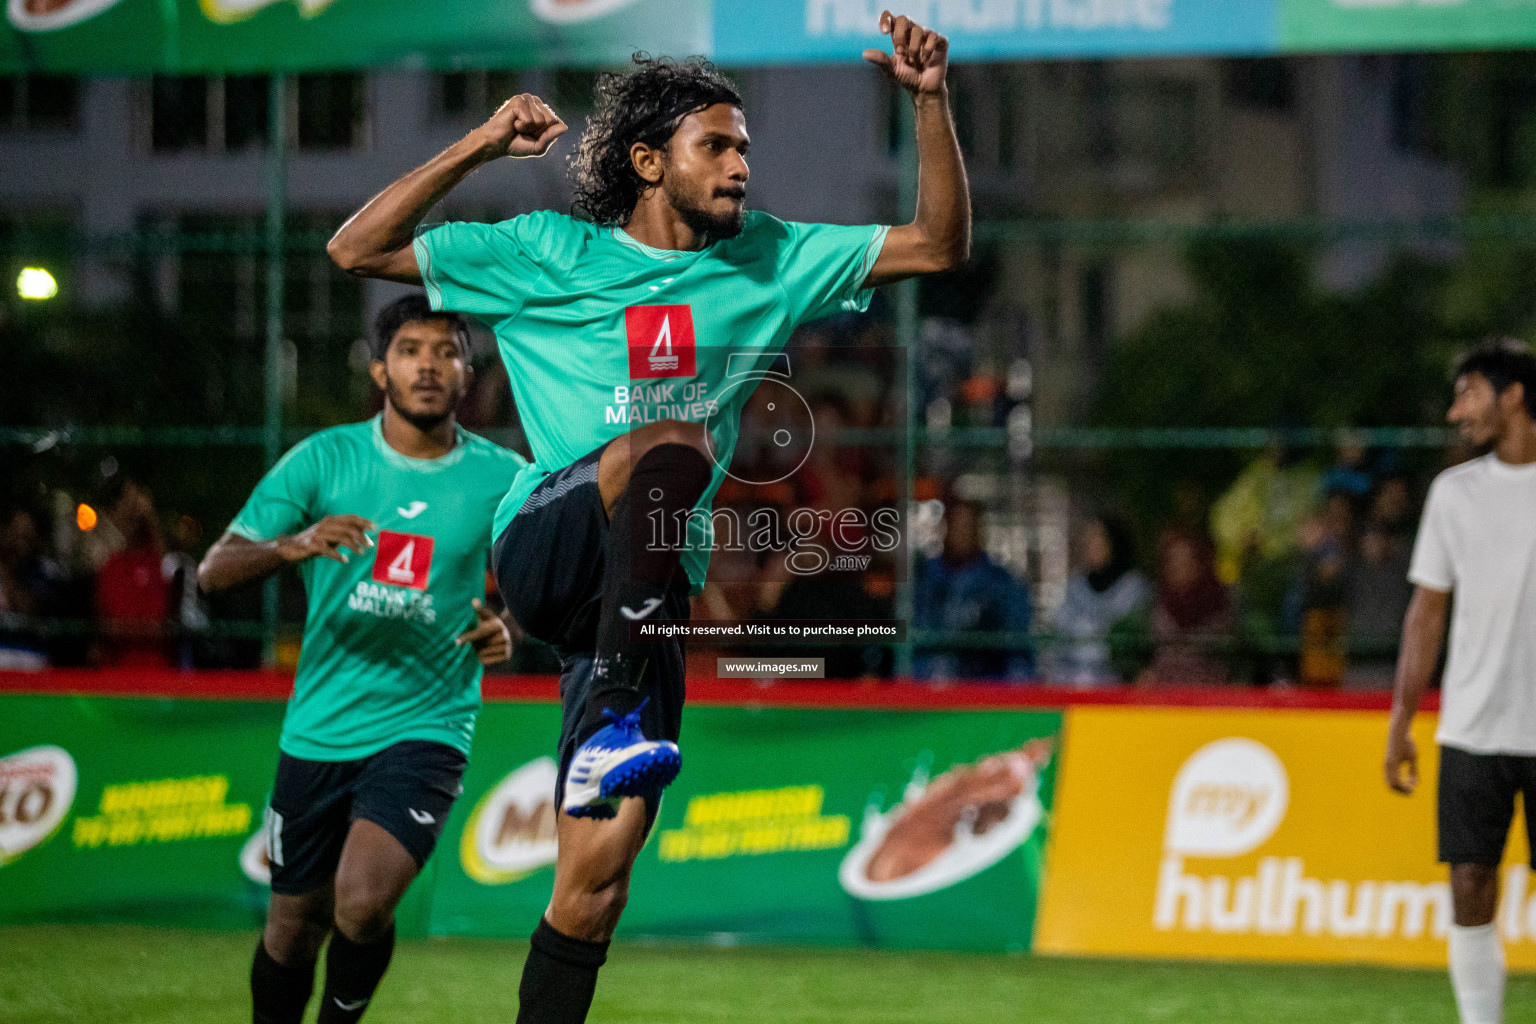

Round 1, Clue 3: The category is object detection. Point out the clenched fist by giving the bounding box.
[477,93,568,160]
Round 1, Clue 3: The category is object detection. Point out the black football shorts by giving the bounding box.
[1437,744,1536,867]
[491,441,688,828]
[265,739,466,895]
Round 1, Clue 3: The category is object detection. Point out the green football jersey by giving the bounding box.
[414,210,888,592]
[226,416,525,761]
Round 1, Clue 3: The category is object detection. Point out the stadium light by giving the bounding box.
[76,504,98,532]
[17,267,59,301]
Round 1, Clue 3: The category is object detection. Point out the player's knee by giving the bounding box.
[332,884,397,944]
[642,420,710,460]
[1450,863,1500,926]
[552,873,631,938]
[264,905,330,964]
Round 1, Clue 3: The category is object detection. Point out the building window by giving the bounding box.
[148,75,270,153]
[135,210,364,420]
[296,73,367,150]
[1390,55,1439,157]
[1223,58,1295,113]
[0,75,81,132]
[551,69,600,118]
[434,70,522,122]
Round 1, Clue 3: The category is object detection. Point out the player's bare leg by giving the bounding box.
[254,884,333,1024]
[318,820,420,1023]
[595,419,712,515]
[514,801,649,1024]
[547,799,651,941]
[1448,862,1503,1024]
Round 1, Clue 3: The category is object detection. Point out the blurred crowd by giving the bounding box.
[0,473,223,671]
[0,317,1438,689]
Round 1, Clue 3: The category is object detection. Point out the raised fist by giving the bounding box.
[478,94,569,159]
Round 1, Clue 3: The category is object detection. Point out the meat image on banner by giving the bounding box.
[840,740,1052,900]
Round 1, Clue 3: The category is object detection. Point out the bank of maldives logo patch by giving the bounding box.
[626,305,696,379]
[372,530,434,591]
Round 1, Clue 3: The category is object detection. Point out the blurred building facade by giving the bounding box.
[0,57,1469,354]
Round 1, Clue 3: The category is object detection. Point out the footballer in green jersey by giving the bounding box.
[329,12,969,1023]
[198,295,524,1024]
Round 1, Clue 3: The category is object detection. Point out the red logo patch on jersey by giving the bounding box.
[625,305,696,379]
[371,530,434,591]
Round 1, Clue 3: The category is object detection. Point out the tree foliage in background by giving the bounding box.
[1091,237,1536,535]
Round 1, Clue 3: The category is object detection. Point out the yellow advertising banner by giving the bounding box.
[1036,706,1536,968]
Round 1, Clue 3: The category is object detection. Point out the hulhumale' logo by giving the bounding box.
[1164,737,1288,859]
[530,0,645,24]
[1155,738,1454,941]
[0,745,77,866]
[460,758,560,885]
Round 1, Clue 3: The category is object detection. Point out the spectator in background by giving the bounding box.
[1291,490,1356,687]
[1210,441,1320,585]
[1367,472,1414,541]
[913,498,1033,683]
[1343,482,1416,690]
[92,477,171,667]
[1320,432,1374,500]
[1139,530,1233,687]
[1046,515,1150,686]
[0,506,62,670]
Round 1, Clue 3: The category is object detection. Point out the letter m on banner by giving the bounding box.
[626,305,696,379]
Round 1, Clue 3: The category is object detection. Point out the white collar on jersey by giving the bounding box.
[370,414,468,472]
[611,226,715,262]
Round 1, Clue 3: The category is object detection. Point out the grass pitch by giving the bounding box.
[3,924,1533,1023]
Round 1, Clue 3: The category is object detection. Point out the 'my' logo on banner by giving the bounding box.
[626,305,696,379]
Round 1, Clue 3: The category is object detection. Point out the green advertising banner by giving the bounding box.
[439,704,1061,951]
[0,0,709,74]
[1280,0,1536,52]
[0,693,1060,952]
[8,0,1536,75]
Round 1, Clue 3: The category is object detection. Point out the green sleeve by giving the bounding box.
[226,439,324,542]
[413,214,553,320]
[777,221,889,325]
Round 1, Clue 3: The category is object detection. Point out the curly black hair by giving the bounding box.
[569,54,742,227]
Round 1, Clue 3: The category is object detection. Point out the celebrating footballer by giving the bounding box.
[327,10,969,1022]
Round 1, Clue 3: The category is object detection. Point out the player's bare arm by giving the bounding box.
[1384,584,1450,795]
[456,597,514,666]
[326,94,568,283]
[862,11,971,286]
[196,514,375,593]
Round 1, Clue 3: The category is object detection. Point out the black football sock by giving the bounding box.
[583,442,711,737]
[316,922,395,1024]
[515,918,610,1024]
[251,936,316,1024]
